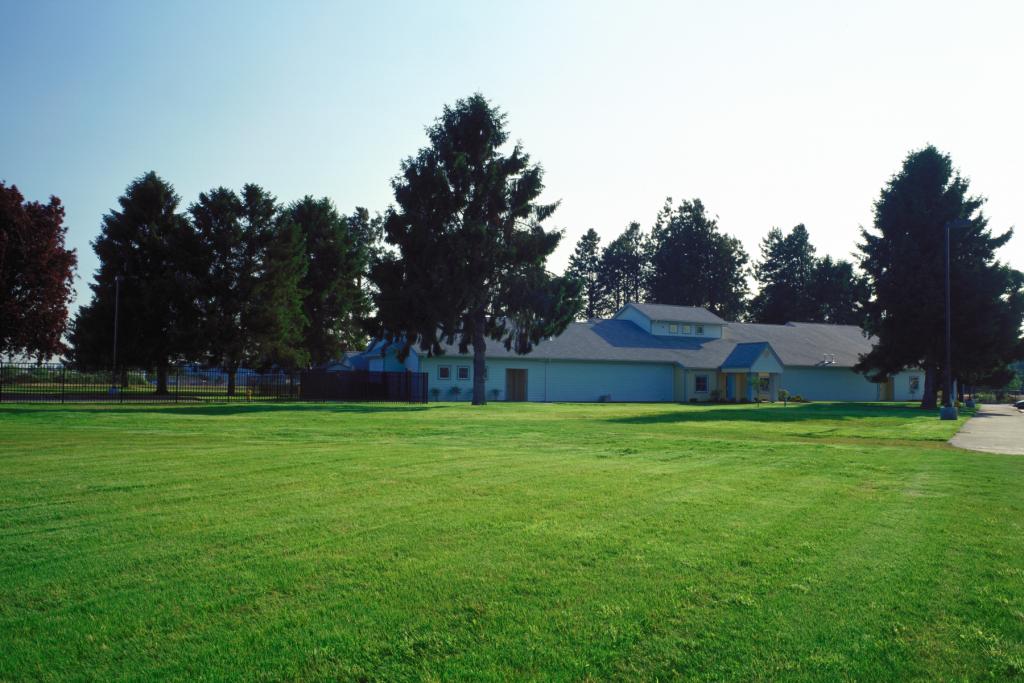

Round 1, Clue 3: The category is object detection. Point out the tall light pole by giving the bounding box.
[110,274,124,393]
[940,218,971,420]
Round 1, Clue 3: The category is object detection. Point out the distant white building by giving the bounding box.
[348,303,923,403]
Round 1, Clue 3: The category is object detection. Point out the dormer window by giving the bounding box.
[668,323,678,334]
[682,324,692,334]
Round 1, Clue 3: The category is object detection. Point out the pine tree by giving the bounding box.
[646,198,748,320]
[566,229,607,319]
[190,184,308,393]
[857,146,1024,408]
[285,196,367,365]
[597,222,648,311]
[70,172,204,392]
[372,93,581,405]
[811,255,868,325]
[749,225,818,323]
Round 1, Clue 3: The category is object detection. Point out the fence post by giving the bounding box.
[175,367,180,404]
[60,366,65,404]
[0,361,4,403]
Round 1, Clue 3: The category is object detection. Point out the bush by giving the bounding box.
[488,388,500,401]
[778,389,790,403]
[430,388,441,401]
[448,386,462,399]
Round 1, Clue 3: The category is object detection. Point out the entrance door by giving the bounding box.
[505,369,528,401]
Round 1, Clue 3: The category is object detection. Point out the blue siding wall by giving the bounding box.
[421,357,893,403]
[780,367,879,401]
[421,357,675,402]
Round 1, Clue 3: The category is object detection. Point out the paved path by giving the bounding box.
[950,403,1024,455]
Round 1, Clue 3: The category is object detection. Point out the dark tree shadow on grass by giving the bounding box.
[0,403,442,417]
[605,402,940,425]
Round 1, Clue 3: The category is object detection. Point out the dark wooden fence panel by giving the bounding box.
[299,370,427,403]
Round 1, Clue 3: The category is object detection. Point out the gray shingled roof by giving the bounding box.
[620,303,726,324]
[428,317,875,369]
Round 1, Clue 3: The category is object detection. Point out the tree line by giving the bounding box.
[68,175,381,394]
[2,93,1021,407]
[566,202,867,325]
[563,145,1023,408]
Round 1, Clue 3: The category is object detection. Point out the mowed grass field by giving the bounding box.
[1,402,1022,681]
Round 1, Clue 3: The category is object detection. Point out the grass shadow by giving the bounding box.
[605,402,939,425]
[0,402,441,417]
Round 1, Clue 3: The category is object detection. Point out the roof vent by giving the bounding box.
[823,353,836,365]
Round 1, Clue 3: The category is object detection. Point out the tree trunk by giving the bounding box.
[156,364,169,395]
[471,314,487,406]
[956,378,964,403]
[921,365,937,409]
[227,366,237,397]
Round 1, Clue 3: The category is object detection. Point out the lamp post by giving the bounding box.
[940,218,971,420]
[110,274,124,393]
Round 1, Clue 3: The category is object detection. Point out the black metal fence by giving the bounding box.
[0,363,427,404]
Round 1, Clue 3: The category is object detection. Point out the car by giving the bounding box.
[1013,399,1024,410]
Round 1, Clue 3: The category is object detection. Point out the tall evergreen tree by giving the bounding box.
[285,196,366,365]
[372,93,581,405]
[0,183,77,360]
[347,206,384,278]
[70,172,203,392]
[566,228,607,319]
[190,184,307,394]
[749,225,818,324]
[811,255,868,325]
[597,222,647,311]
[857,145,1024,408]
[251,208,308,369]
[646,198,748,320]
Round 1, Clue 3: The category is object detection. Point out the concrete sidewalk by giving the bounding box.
[950,403,1024,455]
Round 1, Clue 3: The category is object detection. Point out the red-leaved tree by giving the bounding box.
[0,183,77,360]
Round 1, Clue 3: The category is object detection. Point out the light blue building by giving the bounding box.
[351,303,923,403]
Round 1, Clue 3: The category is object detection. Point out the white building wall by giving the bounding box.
[780,367,880,401]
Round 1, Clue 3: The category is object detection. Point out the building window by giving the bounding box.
[695,325,704,335]
[909,376,920,394]
[682,324,692,334]
[457,365,470,381]
[695,375,709,393]
[759,376,771,393]
[668,323,678,334]
[438,366,451,380]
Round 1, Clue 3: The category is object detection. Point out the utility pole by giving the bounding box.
[110,274,124,393]
[940,219,970,420]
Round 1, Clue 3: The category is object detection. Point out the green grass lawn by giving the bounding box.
[1,402,1022,681]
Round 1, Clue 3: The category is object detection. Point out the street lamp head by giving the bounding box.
[946,218,971,231]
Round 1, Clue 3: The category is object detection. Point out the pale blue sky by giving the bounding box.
[2,0,1022,311]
